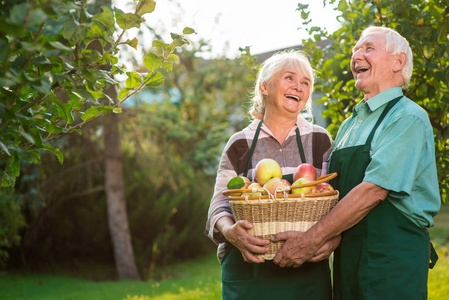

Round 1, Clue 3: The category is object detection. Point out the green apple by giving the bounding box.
[291,177,317,194]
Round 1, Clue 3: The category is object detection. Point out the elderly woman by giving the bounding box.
[205,50,339,299]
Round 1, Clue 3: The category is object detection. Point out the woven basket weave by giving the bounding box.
[223,173,339,260]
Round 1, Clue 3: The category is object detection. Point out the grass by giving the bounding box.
[0,254,222,300]
[1,204,448,300]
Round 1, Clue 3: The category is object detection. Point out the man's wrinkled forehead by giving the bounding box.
[352,33,385,53]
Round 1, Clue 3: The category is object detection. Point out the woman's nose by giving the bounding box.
[291,80,301,91]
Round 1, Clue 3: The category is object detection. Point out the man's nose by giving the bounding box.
[352,49,363,61]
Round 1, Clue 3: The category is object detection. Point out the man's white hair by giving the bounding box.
[360,26,413,89]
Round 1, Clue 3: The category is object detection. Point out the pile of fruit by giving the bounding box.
[226,158,334,197]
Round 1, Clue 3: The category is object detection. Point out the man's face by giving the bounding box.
[351,33,399,100]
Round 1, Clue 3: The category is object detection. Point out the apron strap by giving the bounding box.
[296,127,307,163]
[365,96,403,147]
[243,120,263,177]
[429,241,439,269]
[243,121,306,177]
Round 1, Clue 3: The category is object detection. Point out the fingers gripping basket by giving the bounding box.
[222,173,339,260]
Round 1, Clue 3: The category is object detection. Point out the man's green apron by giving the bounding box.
[328,97,438,300]
[221,120,332,300]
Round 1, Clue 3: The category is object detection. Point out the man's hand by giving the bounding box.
[308,235,341,262]
[272,230,320,268]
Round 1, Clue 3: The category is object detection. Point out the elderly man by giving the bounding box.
[273,26,441,299]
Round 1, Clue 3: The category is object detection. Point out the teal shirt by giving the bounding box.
[333,87,440,228]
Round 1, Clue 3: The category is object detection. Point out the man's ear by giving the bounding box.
[393,52,407,73]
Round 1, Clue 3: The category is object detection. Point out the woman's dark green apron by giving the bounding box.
[328,97,438,300]
[221,120,332,300]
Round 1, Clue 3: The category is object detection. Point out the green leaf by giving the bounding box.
[144,72,164,87]
[31,56,53,66]
[182,27,196,35]
[162,61,173,71]
[15,130,35,144]
[50,97,74,124]
[123,38,138,50]
[125,72,142,89]
[0,39,9,61]
[86,85,106,100]
[93,6,115,34]
[115,9,144,30]
[45,123,64,135]
[27,8,47,27]
[152,39,168,50]
[136,0,156,17]
[81,106,121,122]
[227,176,245,190]
[167,54,179,62]
[118,88,130,100]
[169,38,185,48]
[68,128,82,135]
[62,14,89,44]
[8,3,28,26]
[39,144,63,164]
[1,155,21,187]
[144,53,164,71]
[0,141,11,156]
[31,75,52,95]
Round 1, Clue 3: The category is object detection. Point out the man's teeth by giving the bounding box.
[356,67,369,73]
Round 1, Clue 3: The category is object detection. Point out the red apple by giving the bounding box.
[281,179,291,186]
[316,183,334,193]
[291,177,317,194]
[263,177,287,196]
[254,158,282,185]
[293,163,317,182]
[242,182,263,196]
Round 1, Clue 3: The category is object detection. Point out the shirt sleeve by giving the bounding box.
[204,145,237,245]
[364,114,431,195]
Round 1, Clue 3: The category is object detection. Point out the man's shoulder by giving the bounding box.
[394,97,430,122]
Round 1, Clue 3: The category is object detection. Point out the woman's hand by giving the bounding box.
[217,217,270,263]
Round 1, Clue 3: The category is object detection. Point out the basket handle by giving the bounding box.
[222,172,338,196]
[289,172,337,190]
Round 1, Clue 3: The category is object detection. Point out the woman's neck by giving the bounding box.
[263,113,298,145]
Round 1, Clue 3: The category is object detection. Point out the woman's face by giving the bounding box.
[263,65,311,118]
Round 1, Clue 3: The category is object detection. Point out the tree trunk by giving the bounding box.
[104,87,140,280]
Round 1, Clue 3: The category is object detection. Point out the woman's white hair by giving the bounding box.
[249,49,315,120]
[360,26,413,89]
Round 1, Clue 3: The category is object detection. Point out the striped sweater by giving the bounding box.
[205,115,333,261]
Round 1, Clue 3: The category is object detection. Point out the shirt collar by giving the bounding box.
[366,87,404,112]
[248,115,308,131]
[353,87,404,116]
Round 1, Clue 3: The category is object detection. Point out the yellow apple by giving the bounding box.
[254,158,282,185]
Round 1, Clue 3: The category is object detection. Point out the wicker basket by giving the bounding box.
[223,173,339,260]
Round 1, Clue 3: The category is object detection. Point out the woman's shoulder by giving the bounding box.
[297,116,332,138]
[225,120,258,148]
